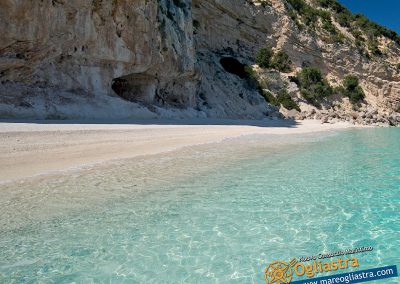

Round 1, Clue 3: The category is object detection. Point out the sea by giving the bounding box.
[0,128,399,283]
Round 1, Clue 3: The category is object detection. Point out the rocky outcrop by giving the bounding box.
[0,0,278,119]
[192,0,282,119]
[0,0,198,118]
[0,0,399,123]
[192,0,400,124]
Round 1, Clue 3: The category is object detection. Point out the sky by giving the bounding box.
[338,0,400,34]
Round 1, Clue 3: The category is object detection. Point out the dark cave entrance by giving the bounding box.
[111,74,156,104]
[111,77,131,101]
[219,57,247,79]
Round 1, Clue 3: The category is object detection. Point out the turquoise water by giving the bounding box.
[0,128,399,283]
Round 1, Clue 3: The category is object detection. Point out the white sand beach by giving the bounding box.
[0,119,359,183]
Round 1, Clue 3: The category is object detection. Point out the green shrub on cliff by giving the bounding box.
[246,64,299,111]
[343,75,359,90]
[255,49,292,72]
[276,90,301,111]
[367,40,382,56]
[287,0,306,11]
[316,0,400,48]
[244,65,258,81]
[287,0,330,27]
[301,6,320,26]
[256,47,274,68]
[262,90,277,105]
[296,67,333,107]
[321,18,345,43]
[271,51,292,72]
[343,75,365,104]
[262,90,300,111]
[335,10,352,28]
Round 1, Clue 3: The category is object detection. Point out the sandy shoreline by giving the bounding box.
[0,119,359,183]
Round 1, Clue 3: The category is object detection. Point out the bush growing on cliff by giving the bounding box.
[397,63,400,72]
[276,90,301,111]
[243,65,266,98]
[343,75,365,104]
[271,51,292,72]
[317,0,400,47]
[287,0,306,11]
[262,90,277,105]
[317,0,345,10]
[288,9,297,20]
[322,18,336,35]
[287,0,328,27]
[296,67,333,107]
[350,28,364,42]
[244,65,258,81]
[343,75,358,90]
[256,48,292,72]
[351,13,399,45]
[318,0,352,22]
[317,0,332,7]
[321,18,345,43]
[262,90,300,111]
[367,40,382,56]
[301,6,320,26]
[245,64,299,111]
[335,10,352,28]
[256,47,274,68]
[259,0,272,8]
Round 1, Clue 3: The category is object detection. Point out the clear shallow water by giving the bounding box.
[0,128,399,283]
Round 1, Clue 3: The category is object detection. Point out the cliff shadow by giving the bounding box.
[0,118,299,128]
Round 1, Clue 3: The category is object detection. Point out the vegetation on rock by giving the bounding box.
[287,0,322,27]
[295,67,333,107]
[271,51,292,72]
[244,1,395,118]
[286,0,400,57]
[244,65,258,82]
[256,47,274,68]
[317,0,399,40]
[342,75,365,104]
[276,90,301,111]
[256,48,292,72]
[286,0,344,43]
[262,90,300,111]
[245,64,300,111]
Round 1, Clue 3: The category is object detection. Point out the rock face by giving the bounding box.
[192,0,281,118]
[0,0,198,118]
[0,0,399,122]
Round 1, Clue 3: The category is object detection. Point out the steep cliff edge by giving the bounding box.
[1,0,399,124]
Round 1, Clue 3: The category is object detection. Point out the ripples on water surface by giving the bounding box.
[0,128,399,283]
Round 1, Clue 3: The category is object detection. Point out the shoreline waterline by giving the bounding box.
[0,119,361,184]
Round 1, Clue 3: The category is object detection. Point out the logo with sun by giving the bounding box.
[264,259,298,284]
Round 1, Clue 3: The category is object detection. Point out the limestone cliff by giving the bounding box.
[0,0,198,119]
[1,0,399,124]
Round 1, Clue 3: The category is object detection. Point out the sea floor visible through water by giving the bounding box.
[0,128,399,283]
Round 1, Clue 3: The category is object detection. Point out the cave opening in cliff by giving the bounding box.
[111,74,157,104]
[112,77,131,101]
[219,57,247,79]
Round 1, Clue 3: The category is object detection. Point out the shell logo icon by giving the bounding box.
[265,258,298,284]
